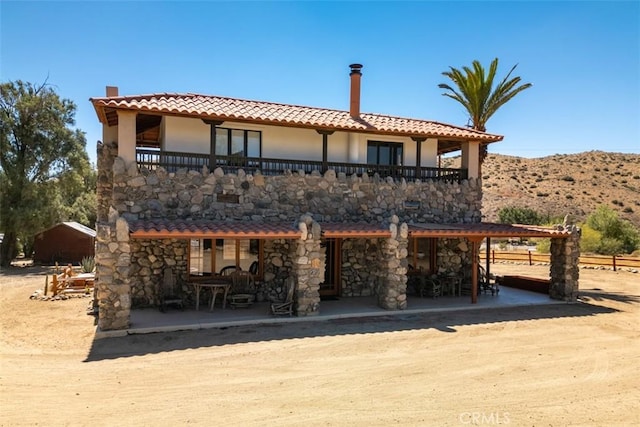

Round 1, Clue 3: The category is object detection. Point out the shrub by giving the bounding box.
[579,225,602,254]
[623,207,634,213]
[586,205,640,254]
[535,238,551,254]
[561,176,575,182]
[498,206,544,225]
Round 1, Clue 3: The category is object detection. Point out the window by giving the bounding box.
[215,128,261,159]
[367,141,403,166]
[408,238,437,274]
[189,238,262,277]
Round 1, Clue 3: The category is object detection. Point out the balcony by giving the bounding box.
[136,149,468,183]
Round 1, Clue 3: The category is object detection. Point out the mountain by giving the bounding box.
[443,151,640,227]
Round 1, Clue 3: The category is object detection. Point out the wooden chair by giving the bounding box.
[227,270,255,308]
[219,265,238,276]
[478,266,499,295]
[159,268,184,312]
[271,276,295,316]
[419,275,441,299]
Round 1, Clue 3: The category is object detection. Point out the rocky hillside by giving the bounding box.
[443,151,640,227]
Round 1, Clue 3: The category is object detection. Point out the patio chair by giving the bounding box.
[159,268,184,312]
[271,276,295,316]
[419,275,441,299]
[219,265,239,276]
[227,270,256,308]
[478,266,499,295]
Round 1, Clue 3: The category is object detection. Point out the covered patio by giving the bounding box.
[98,284,562,338]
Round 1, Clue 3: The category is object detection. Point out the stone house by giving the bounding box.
[91,64,579,331]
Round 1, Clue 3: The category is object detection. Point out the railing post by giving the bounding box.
[528,250,532,266]
[492,249,495,264]
[613,255,617,271]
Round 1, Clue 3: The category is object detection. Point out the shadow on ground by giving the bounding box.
[578,288,640,305]
[84,302,617,362]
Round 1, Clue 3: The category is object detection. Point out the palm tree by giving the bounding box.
[439,58,532,161]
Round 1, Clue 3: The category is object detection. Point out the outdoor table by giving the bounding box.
[189,277,232,311]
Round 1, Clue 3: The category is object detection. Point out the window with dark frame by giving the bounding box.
[215,127,262,159]
[367,140,403,166]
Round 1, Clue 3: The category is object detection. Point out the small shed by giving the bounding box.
[33,222,96,264]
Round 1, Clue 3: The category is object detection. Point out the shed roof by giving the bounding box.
[36,222,96,238]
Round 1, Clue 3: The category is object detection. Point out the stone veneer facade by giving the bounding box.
[95,141,580,330]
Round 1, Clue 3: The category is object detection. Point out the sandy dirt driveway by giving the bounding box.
[1,264,639,426]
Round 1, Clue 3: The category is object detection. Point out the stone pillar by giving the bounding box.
[549,222,581,301]
[96,213,132,330]
[292,215,324,316]
[377,215,409,310]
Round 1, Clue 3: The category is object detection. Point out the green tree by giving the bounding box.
[586,205,639,255]
[498,206,542,225]
[0,80,92,266]
[439,58,532,161]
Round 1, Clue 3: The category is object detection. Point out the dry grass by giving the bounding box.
[444,150,640,227]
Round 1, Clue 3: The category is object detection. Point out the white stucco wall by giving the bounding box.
[159,116,439,166]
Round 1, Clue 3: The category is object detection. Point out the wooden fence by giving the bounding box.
[480,250,640,271]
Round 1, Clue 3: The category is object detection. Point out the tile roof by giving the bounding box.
[408,223,571,239]
[128,220,301,239]
[90,93,503,142]
[321,223,391,238]
[128,220,569,240]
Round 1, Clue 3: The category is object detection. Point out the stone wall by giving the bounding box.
[129,238,189,307]
[437,239,473,278]
[341,238,380,297]
[96,151,483,329]
[112,163,482,225]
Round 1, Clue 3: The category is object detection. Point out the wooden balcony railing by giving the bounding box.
[136,149,468,183]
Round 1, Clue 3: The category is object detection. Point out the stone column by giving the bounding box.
[96,213,132,330]
[292,215,324,316]
[377,215,409,310]
[549,221,581,302]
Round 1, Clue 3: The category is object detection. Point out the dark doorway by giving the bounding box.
[320,238,341,297]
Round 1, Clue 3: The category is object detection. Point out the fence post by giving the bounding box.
[492,250,495,264]
[613,255,617,272]
[528,250,532,266]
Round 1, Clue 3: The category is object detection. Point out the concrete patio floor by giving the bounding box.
[96,286,566,338]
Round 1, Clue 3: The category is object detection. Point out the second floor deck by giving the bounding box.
[136,149,468,183]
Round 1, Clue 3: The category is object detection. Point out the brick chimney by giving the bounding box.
[106,86,119,97]
[349,64,363,118]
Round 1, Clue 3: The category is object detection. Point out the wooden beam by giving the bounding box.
[469,237,484,304]
[316,130,334,173]
[412,137,425,178]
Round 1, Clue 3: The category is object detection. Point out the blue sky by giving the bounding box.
[2,1,638,166]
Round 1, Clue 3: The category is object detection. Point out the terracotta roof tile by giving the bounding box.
[128,220,301,239]
[321,223,391,238]
[408,223,571,238]
[90,93,503,142]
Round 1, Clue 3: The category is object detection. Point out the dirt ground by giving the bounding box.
[1,263,638,426]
